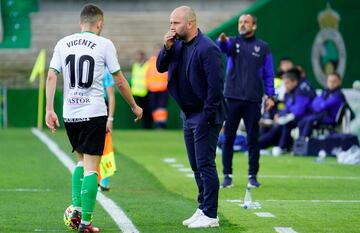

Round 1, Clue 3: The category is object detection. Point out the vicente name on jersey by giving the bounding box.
[66,39,97,50]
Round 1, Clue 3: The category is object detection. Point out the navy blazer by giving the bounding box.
[156,30,225,125]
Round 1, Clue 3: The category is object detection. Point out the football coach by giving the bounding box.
[156,6,225,228]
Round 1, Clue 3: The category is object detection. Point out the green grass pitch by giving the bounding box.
[0,129,359,232]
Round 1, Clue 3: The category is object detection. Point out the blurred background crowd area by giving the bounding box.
[0,0,359,138]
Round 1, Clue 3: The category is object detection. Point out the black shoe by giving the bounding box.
[247,176,261,188]
[70,209,81,230]
[221,174,233,188]
[98,185,110,192]
[78,223,100,233]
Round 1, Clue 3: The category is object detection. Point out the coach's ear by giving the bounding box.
[252,24,257,30]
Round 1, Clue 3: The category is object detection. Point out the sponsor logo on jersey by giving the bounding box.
[66,97,91,105]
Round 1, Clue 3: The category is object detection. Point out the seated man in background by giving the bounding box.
[298,72,346,138]
[274,57,294,102]
[259,68,316,155]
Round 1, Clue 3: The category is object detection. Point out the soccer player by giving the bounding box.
[45,4,142,232]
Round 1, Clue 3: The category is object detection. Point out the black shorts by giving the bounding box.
[64,116,107,156]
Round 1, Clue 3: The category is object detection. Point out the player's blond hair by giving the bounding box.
[80,4,103,25]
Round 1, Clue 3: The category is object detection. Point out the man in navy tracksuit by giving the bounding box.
[298,72,346,138]
[217,14,275,188]
[259,69,316,153]
[157,6,225,228]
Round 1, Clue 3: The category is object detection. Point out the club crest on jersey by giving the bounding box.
[251,45,261,57]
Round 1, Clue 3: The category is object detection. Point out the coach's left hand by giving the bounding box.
[265,96,275,111]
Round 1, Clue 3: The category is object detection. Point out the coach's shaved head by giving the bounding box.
[172,6,197,24]
[169,6,198,42]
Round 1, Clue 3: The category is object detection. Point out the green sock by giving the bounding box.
[81,172,98,222]
[72,165,84,208]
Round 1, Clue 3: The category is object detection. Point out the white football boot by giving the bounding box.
[182,209,203,226]
[188,214,219,228]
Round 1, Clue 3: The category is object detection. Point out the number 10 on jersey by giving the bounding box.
[65,54,95,89]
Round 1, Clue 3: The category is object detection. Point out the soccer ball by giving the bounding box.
[64,205,77,231]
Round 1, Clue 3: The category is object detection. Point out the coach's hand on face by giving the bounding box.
[164,30,176,49]
[45,110,60,133]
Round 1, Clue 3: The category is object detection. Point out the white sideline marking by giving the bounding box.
[226,199,360,204]
[178,168,192,172]
[162,159,194,178]
[0,188,51,192]
[226,199,242,203]
[163,158,176,163]
[274,227,298,233]
[258,175,360,180]
[31,128,139,233]
[34,229,60,232]
[255,212,275,218]
[265,199,360,203]
[171,163,184,168]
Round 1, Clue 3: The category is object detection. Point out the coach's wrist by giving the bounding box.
[266,95,276,102]
[107,117,114,121]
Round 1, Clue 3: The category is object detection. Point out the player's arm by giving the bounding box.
[105,40,142,122]
[106,86,115,132]
[112,71,143,122]
[45,68,60,132]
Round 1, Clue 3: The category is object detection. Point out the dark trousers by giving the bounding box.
[222,99,261,176]
[134,95,153,129]
[259,121,297,150]
[149,91,168,111]
[298,112,326,138]
[183,112,222,218]
[149,91,168,128]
